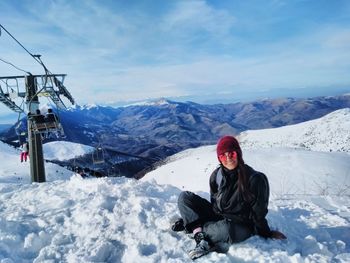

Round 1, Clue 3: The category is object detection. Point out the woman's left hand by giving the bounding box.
[270,230,287,240]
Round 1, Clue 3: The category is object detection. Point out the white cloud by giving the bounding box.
[162,0,236,36]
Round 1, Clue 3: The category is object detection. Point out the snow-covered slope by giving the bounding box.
[0,140,94,183]
[0,142,73,183]
[239,108,350,152]
[43,141,94,161]
[145,146,350,196]
[1,175,348,263]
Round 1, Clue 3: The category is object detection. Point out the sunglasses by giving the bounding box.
[218,151,237,162]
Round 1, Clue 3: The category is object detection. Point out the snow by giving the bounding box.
[67,104,99,111]
[0,109,350,262]
[145,146,350,196]
[84,103,99,109]
[123,98,172,107]
[238,108,350,153]
[0,142,72,184]
[43,141,95,161]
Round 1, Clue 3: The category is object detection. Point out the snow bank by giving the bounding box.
[0,176,180,262]
[0,175,349,262]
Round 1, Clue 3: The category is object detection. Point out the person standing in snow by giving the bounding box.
[20,142,29,162]
[173,135,286,260]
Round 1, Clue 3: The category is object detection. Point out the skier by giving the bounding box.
[20,141,29,162]
[173,135,286,260]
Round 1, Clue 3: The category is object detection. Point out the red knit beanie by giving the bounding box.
[216,136,243,161]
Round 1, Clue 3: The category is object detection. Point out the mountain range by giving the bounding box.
[0,94,349,177]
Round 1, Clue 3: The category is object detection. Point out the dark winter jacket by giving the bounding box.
[209,164,272,238]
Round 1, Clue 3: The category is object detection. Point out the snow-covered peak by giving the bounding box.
[123,98,174,107]
[67,104,104,111]
[238,108,350,152]
[84,103,99,110]
[153,98,171,105]
[67,104,82,111]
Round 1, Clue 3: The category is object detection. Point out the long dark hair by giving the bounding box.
[236,155,254,203]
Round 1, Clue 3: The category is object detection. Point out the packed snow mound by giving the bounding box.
[43,141,94,161]
[0,141,73,183]
[145,146,350,196]
[238,108,350,152]
[0,175,349,263]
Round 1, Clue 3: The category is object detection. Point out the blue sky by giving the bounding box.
[1,0,350,122]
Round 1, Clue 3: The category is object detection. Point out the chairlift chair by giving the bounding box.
[44,111,61,131]
[30,113,47,133]
[92,145,105,164]
[29,110,65,138]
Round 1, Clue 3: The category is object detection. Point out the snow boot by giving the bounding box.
[188,232,211,260]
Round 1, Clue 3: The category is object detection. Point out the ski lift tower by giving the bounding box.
[0,74,75,182]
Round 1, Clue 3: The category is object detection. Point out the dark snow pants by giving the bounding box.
[178,191,253,244]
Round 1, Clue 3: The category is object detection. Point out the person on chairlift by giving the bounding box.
[30,109,45,124]
[44,108,58,123]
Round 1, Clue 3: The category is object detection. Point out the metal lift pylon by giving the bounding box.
[0,74,75,183]
[26,75,46,182]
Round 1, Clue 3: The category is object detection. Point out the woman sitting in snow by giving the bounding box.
[173,135,286,260]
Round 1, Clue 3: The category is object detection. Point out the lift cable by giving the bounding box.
[0,57,30,75]
[0,24,43,68]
